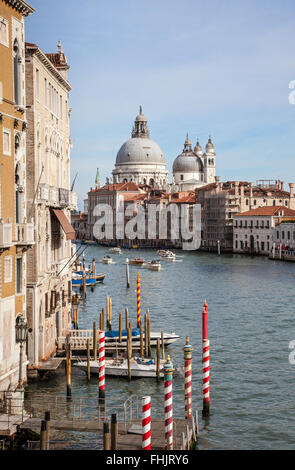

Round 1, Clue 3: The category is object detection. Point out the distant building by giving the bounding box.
[25,40,76,372]
[233,206,295,255]
[196,180,295,252]
[0,0,35,391]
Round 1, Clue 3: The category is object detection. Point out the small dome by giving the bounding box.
[116,137,165,165]
[173,153,203,173]
[206,137,215,152]
[194,140,203,154]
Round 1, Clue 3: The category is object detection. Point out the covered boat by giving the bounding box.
[75,356,166,378]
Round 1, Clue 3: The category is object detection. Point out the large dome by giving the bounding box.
[116,137,166,165]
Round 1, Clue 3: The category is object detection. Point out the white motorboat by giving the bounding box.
[74,356,166,378]
[147,259,161,271]
[102,255,112,264]
[109,247,122,254]
[157,250,176,260]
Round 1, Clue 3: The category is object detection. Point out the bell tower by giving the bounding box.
[203,137,216,184]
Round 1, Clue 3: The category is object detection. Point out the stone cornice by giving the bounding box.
[4,0,35,16]
[25,44,72,92]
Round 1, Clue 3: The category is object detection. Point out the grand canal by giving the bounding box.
[27,246,295,449]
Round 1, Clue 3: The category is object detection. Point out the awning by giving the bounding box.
[51,209,75,240]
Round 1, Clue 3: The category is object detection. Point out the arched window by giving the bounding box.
[143,178,146,185]
[180,174,184,181]
[15,163,22,223]
[13,39,21,105]
[149,178,154,187]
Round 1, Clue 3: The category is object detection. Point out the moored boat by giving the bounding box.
[74,356,166,378]
[129,258,145,266]
[109,247,122,254]
[72,273,106,286]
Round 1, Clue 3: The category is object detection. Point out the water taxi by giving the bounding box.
[109,247,122,254]
[129,258,145,266]
[147,259,161,271]
[102,255,112,264]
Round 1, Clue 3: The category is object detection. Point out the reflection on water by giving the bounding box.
[27,246,295,449]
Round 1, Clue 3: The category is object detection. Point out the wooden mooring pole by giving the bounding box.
[111,413,118,450]
[45,411,50,450]
[93,321,97,361]
[119,313,122,343]
[103,422,110,450]
[66,335,72,398]
[126,259,130,288]
[140,325,144,358]
[125,307,129,331]
[40,420,46,450]
[156,338,161,381]
[161,330,165,360]
[87,338,91,382]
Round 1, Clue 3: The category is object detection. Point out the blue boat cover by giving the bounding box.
[105,328,141,338]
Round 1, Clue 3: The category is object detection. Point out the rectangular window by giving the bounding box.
[36,68,40,100]
[3,128,11,156]
[261,241,265,251]
[4,256,12,283]
[16,258,22,293]
[0,17,9,47]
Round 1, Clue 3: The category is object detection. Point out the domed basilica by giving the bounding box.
[112,107,216,191]
[112,107,168,188]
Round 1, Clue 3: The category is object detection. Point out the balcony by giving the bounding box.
[59,188,69,207]
[14,222,35,246]
[0,221,13,250]
[38,183,49,201]
[69,191,78,210]
[50,187,59,206]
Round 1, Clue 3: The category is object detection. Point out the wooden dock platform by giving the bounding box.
[20,417,195,450]
[38,358,64,371]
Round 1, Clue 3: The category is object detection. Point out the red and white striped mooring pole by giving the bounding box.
[142,396,151,450]
[202,300,210,417]
[164,354,174,450]
[98,330,105,405]
[183,336,193,419]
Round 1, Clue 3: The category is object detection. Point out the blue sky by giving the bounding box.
[26,0,295,207]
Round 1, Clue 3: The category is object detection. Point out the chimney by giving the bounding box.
[280,181,284,191]
[289,183,294,198]
[234,181,239,196]
[240,184,244,197]
[249,182,253,198]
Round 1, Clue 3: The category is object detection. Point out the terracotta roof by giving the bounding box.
[46,52,69,70]
[235,206,295,217]
[91,182,140,192]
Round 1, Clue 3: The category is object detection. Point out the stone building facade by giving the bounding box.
[196,180,295,252]
[25,41,76,371]
[233,206,295,255]
[0,0,34,390]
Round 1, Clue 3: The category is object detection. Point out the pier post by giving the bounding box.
[142,396,151,450]
[161,331,165,360]
[127,323,132,381]
[164,355,174,450]
[98,330,105,405]
[140,326,144,358]
[101,308,105,331]
[66,335,71,398]
[106,296,109,330]
[183,336,193,419]
[109,297,112,331]
[119,313,122,343]
[144,313,148,357]
[92,258,96,279]
[126,259,130,288]
[111,413,118,450]
[103,422,110,450]
[40,420,47,450]
[45,411,50,450]
[93,321,97,361]
[147,310,151,357]
[87,338,91,382]
[202,301,210,417]
[125,307,128,331]
[156,338,161,381]
[137,272,141,328]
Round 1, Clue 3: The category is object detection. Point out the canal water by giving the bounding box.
[27,246,295,449]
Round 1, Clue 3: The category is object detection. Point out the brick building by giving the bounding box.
[0,0,35,390]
